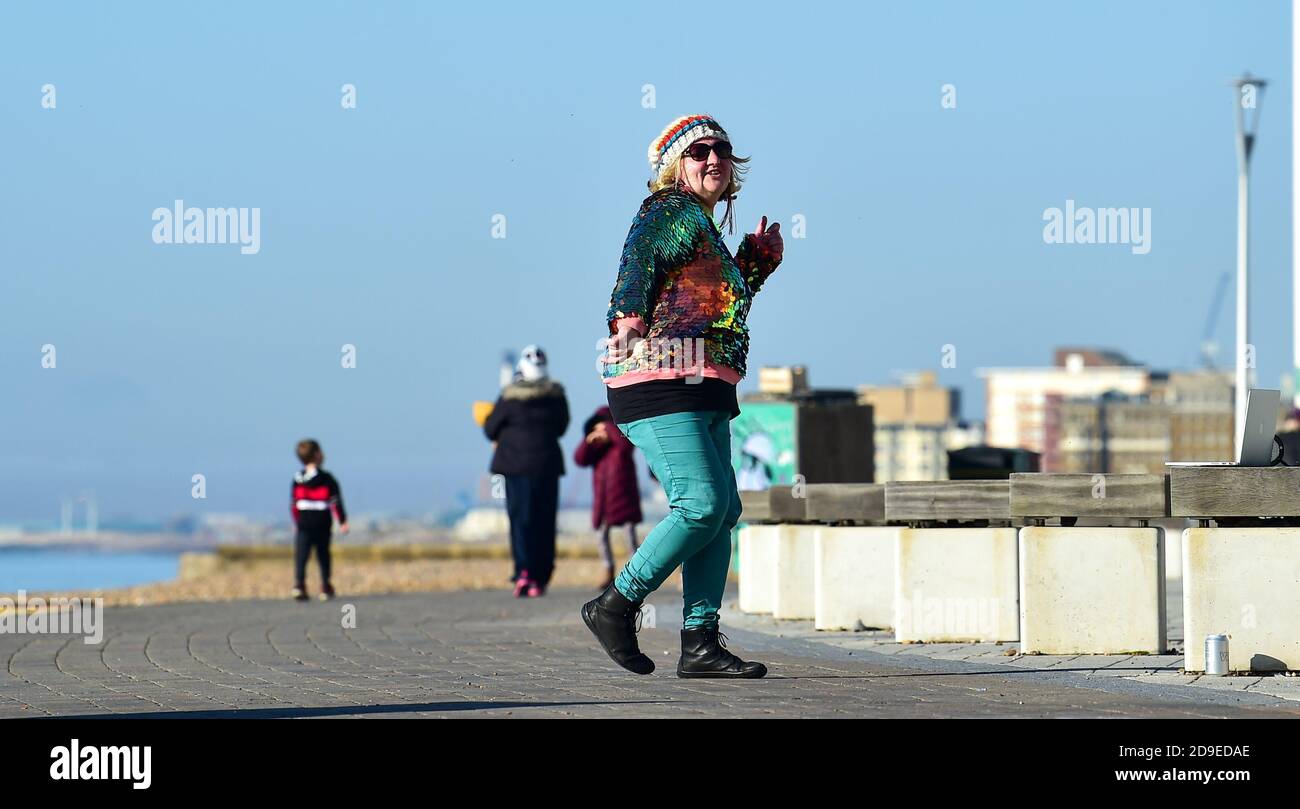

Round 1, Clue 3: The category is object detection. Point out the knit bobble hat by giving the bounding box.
[648,114,734,189]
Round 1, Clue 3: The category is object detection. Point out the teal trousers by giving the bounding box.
[613,410,741,629]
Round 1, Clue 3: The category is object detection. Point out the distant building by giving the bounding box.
[982,350,1236,473]
[740,365,874,484]
[857,371,983,482]
[1159,370,1235,463]
[1046,392,1171,474]
[757,365,809,396]
[859,370,956,425]
[979,349,1150,457]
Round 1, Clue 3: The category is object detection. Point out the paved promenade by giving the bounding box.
[2,587,1297,718]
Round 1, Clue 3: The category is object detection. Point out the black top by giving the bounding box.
[484,379,570,477]
[291,468,347,524]
[606,377,740,425]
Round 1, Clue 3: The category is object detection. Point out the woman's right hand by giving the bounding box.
[601,320,643,365]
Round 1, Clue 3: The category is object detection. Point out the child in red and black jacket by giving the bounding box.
[291,439,349,601]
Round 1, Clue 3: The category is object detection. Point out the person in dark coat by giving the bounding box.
[573,405,643,590]
[483,345,569,597]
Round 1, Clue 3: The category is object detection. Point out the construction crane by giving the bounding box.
[1200,272,1232,370]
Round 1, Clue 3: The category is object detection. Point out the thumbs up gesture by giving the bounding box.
[753,216,783,262]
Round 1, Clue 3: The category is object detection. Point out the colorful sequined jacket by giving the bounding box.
[601,187,781,387]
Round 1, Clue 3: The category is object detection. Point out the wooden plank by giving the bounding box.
[1009,473,1168,518]
[1169,467,1300,517]
[804,483,885,523]
[768,485,807,522]
[884,480,1011,522]
[739,489,773,523]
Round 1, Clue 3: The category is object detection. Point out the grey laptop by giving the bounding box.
[1166,388,1280,467]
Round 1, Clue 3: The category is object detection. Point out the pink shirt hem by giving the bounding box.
[603,363,741,388]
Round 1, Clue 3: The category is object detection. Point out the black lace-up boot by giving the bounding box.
[581,585,654,675]
[677,625,767,678]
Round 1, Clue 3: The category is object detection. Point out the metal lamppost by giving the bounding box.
[1232,73,1266,452]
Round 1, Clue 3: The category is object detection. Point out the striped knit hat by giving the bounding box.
[648,114,732,186]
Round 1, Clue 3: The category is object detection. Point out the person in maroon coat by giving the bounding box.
[573,406,643,589]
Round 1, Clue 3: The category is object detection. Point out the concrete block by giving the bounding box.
[738,524,779,614]
[894,528,1019,643]
[813,526,899,630]
[1183,527,1300,672]
[1018,527,1165,655]
[773,525,817,620]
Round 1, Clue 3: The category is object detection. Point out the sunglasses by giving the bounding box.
[683,141,733,162]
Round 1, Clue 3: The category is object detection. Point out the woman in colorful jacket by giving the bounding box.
[581,114,783,678]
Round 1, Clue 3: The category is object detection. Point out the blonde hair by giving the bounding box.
[649,152,750,234]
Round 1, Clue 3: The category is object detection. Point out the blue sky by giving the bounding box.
[0,1,1292,523]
